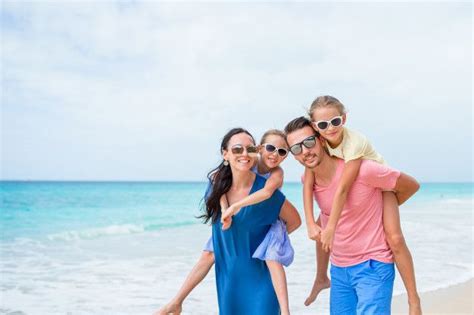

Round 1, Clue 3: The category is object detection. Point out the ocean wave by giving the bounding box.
[46,221,197,241]
[47,224,145,241]
[393,275,473,297]
[392,262,473,296]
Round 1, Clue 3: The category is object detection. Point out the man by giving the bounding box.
[284,116,419,315]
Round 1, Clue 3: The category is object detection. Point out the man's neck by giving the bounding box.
[312,155,339,186]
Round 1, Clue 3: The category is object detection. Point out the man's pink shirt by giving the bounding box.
[313,159,400,267]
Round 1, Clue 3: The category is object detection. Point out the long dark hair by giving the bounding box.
[198,128,255,224]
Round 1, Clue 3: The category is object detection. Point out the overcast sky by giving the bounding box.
[1,1,472,182]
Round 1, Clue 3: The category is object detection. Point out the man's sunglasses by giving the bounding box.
[289,135,317,155]
[262,143,288,157]
[230,144,259,156]
[312,116,343,130]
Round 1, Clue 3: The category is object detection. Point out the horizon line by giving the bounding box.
[1,179,473,184]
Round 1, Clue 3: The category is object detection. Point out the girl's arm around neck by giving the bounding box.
[230,167,283,210]
[221,167,284,222]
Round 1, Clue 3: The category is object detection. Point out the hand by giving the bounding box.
[320,227,335,253]
[221,204,240,222]
[307,222,322,242]
[222,216,233,230]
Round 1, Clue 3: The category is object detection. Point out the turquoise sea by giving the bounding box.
[1,181,472,314]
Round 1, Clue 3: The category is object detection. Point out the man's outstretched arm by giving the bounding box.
[393,173,420,205]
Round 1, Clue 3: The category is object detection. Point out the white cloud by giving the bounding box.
[1,1,472,181]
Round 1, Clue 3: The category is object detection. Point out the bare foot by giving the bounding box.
[154,302,182,315]
[304,278,331,306]
[409,299,422,315]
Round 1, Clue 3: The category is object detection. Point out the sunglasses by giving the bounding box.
[262,143,288,157]
[289,135,317,155]
[230,144,259,157]
[312,116,343,130]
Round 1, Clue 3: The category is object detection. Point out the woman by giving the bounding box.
[156,128,301,315]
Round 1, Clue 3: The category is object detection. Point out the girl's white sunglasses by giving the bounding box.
[262,143,288,157]
[312,116,343,130]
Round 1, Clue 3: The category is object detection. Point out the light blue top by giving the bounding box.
[251,165,271,179]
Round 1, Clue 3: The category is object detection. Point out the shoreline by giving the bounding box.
[392,279,473,315]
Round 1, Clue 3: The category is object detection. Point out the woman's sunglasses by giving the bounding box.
[230,144,259,157]
[262,143,288,157]
[289,135,317,155]
[312,116,343,130]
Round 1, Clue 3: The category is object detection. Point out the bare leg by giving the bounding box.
[305,238,331,306]
[267,260,290,315]
[383,191,422,315]
[154,251,215,315]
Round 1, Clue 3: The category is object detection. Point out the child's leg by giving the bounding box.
[383,191,421,315]
[266,260,290,315]
[304,239,331,306]
[156,251,215,315]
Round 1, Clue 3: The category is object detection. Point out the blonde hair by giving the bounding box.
[260,129,286,146]
[308,95,347,119]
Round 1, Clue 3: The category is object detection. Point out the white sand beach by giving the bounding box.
[392,279,473,315]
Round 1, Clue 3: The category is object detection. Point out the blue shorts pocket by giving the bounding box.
[369,260,395,282]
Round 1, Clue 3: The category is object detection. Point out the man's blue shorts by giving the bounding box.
[330,259,395,315]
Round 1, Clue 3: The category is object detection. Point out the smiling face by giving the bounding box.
[260,134,288,170]
[222,132,257,172]
[286,126,326,169]
[311,106,346,147]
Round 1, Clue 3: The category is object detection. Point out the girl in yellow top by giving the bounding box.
[303,95,421,315]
